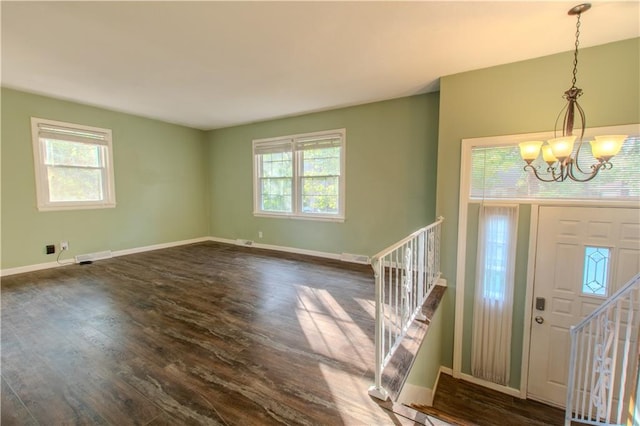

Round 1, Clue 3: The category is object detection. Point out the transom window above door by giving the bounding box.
[464,124,639,202]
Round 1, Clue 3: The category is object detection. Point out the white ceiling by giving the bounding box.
[2,1,638,130]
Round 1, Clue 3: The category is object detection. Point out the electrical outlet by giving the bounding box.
[258,231,263,239]
[46,244,55,255]
[60,241,69,251]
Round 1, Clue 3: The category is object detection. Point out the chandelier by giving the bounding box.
[518,3,627,183]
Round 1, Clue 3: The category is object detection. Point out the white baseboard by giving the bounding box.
[440,366,453,376]
[1,236,371,277]
[397,366,453,407]
[0,237,210,277]
[450,366,522,399]
[458,372,522,398]
[209,236,371,265]
[397,383,434,407]
[112,237,210,258]
[0,260,68,277]
[431,366,452,403]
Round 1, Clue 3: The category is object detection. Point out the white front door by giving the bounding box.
[526,206,640,407]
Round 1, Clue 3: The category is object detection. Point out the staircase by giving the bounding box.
[566,272,640,426]
[368,217,444,402]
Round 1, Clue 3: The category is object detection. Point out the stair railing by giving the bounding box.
[566,272,640,426]
[368,217,444,401]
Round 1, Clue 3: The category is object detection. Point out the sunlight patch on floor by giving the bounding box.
[318,362,384,425]
[354,297,376,319]
[295,285,374,366]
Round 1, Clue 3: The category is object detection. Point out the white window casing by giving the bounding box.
[31,117,116,211]
[471,203,518,386]
[253,129,345,221]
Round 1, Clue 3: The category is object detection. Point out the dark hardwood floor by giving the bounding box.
[1,242,445,425]
[412,373,566,426]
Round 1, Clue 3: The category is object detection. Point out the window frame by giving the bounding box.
[252,129,345,222]
[461,123,640,205]
[31,117,116,211]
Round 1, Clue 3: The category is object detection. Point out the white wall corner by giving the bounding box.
[397,383,434,407]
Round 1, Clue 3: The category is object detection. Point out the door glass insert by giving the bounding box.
[582,246,610,296]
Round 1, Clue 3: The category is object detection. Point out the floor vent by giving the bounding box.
[235,239,254,247]
[75,250,113,263]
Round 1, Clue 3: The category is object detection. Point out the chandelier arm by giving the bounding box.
[550,164,569,182]
[524,164,567,182]
[572,101,591,174]
[566,162,602,182]
[554,102,569,139]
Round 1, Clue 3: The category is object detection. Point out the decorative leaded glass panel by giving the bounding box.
[582,246,610,296]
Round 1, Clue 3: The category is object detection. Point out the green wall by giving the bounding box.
[207,94,440,257]
[1,88,210,269]
[1,89,439,269]
[404,296,444,392]
[436,38,640,373]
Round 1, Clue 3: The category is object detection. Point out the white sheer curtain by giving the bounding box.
[471,204,518,386]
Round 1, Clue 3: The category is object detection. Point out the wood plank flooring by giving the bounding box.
[412,373,566,426]
[1,242,445,425]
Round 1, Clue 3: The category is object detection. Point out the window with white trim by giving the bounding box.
[466,125,640,201]
[31,117,116,211]
[472,204,518,385]
[253,129,345,221]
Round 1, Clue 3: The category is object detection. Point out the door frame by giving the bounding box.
[454,200,640,399]
[452,123,640,400]
[522,203,640,405]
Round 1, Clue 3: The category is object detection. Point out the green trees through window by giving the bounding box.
[31,117,115,211]
[44,139,105,202]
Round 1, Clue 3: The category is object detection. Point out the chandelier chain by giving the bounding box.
[571,13,582,89]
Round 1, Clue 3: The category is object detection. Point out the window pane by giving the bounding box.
[48,167,103,202]
[261,152,292,178]
[582,246,610,296]
[302,147,340,177]
[481,210,513,301]
[44,139,102,167]
[301,176,339,214]
[470,136,640,200]
[261,177,292,212]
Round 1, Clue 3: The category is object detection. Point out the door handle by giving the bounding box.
[535,316,544,324]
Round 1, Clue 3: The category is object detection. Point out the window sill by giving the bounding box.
[253,212,345,223]
[37,202,117,212]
